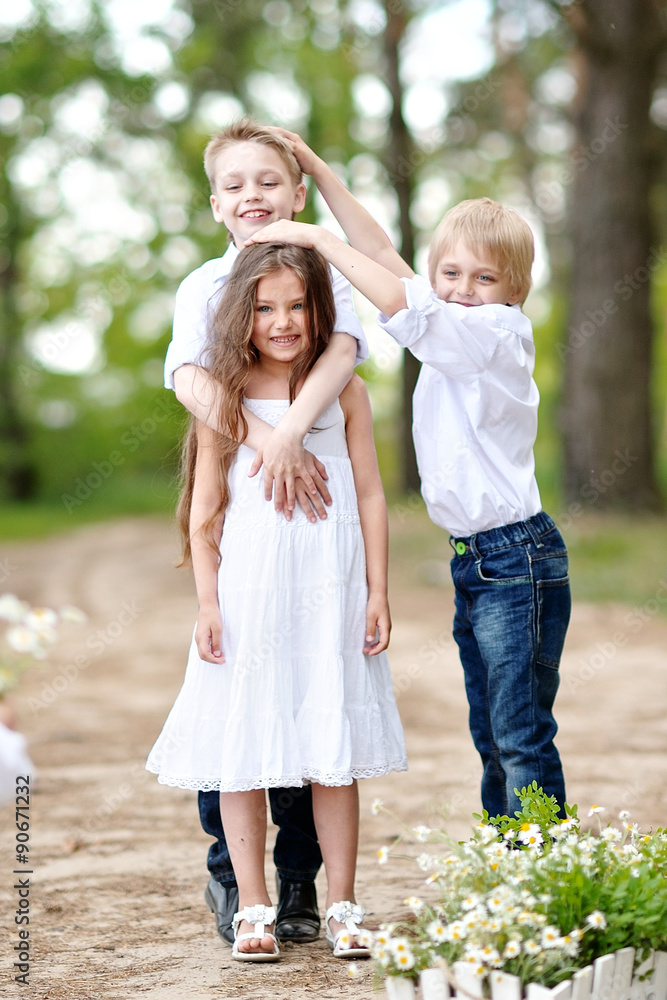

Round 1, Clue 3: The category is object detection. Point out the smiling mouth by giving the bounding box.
[270,335,299,344]
[241,209,270,219]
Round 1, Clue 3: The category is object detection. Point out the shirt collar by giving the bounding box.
[212,242,240,282]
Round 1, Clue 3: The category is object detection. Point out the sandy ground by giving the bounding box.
[1,514,667,1000]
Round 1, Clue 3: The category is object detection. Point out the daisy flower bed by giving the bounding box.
[371,785,667,1000]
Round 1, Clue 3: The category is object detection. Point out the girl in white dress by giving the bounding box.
[147,243,407,962]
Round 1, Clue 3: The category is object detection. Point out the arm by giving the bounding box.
[339,375,391,656]
[248,330,357,511]
[272,127,414,280]
[189,422,225,664]
[246,220,409,319]
[174,364,332,521]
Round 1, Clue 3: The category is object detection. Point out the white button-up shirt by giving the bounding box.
[164,243,368,389]
[379,275,542,537]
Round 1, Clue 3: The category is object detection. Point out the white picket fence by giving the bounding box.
[385,950,667,1000]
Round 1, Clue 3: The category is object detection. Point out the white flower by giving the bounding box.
[60,604,87,623]
[403,896,423,912]
[517,823,544,847]
[445,921,467,941]
[601,827,622,842]
[347,963,359,978]
[377,846,389,865]
[475,823,499,844]
[503,939,522,958]
[503,828,517,841]
[0,594,30,622]
[6,625,43,656]
[395,949,415,971]
[416,852,435,871]
[412,825,431,842]
[524,938,542,955]
[588,805,606,816]
[427,919,446,942]
[24,607,59,631]
[541,925,562,948]
[618,810,631,821]
[585,910,607,929]
[371,797,383,816]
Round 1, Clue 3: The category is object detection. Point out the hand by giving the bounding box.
[195,607,225,664]
[249,434,331,520]
[266,126,322,176]
[244,219,319,249]
[363,594,391,656]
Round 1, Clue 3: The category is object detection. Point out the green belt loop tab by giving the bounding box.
[455,541,467,556]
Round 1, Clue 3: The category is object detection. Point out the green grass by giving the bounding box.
[386,498,667,613]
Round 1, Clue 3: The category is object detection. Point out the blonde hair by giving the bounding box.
[177,244,335,566]
[203,117,303,193]
[427,198,534,304]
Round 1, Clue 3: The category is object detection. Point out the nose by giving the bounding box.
[457,274,474,296]
[273,307,292,329]
[243,182,262,202]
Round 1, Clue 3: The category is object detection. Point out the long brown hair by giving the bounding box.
[177,243,336,566]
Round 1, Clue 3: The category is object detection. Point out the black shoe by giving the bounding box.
[275,874,320,943]
[204,877,239,946]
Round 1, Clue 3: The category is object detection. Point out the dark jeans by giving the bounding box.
[199,785,323,887]
[450,512,570,819]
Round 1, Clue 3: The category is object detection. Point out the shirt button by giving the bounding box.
[455,541,467,556]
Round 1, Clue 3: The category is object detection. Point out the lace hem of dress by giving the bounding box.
[146,760,408,792]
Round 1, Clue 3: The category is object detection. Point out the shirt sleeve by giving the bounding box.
[378,274,530,381]
[164,270,215,391]
[329,264,369,366]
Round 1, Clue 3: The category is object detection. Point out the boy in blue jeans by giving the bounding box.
[249,130,570,820]
[164,120,369,942]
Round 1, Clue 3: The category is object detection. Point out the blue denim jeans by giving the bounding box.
[199,786,323,887]
[450,512,570,819]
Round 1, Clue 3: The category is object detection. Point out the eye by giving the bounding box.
[442,269,458,278]
[292,302,303,311]
[257,305,271,313]
[262,180,278,188]
[478,274,494,283]
[226,183,241,191]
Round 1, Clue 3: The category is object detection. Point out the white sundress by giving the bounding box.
[146,399,407,792]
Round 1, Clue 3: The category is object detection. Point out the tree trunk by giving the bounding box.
[382,0,421,495]
[561,0,665,511]
[0,202,38,502]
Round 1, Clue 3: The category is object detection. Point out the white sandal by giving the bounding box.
[231,905,280,962]
[325,901,373,959]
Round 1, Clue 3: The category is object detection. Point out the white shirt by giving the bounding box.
[379,274,542,537]
[164,243,368,389]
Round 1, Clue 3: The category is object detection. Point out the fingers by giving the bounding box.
[363,608,391,655]
[248,450,263,479]
[196,620,225,663]
[294,481,324,522]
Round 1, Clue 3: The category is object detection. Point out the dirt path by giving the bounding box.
[1,516,666,1000]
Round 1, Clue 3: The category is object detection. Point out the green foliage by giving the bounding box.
[372,786,667,986]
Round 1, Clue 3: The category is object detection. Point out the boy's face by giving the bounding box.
[432,240,519,307]
[210,141,306,250]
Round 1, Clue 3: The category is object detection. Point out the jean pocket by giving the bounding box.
[475,545,531,584]
[536,575,571,668]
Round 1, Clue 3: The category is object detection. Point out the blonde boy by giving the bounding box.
[165,119,369,947]
[249,131,571,821]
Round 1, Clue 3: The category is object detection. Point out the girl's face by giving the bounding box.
[250,268,309,366]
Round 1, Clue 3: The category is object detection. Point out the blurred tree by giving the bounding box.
[559,0,667,511]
